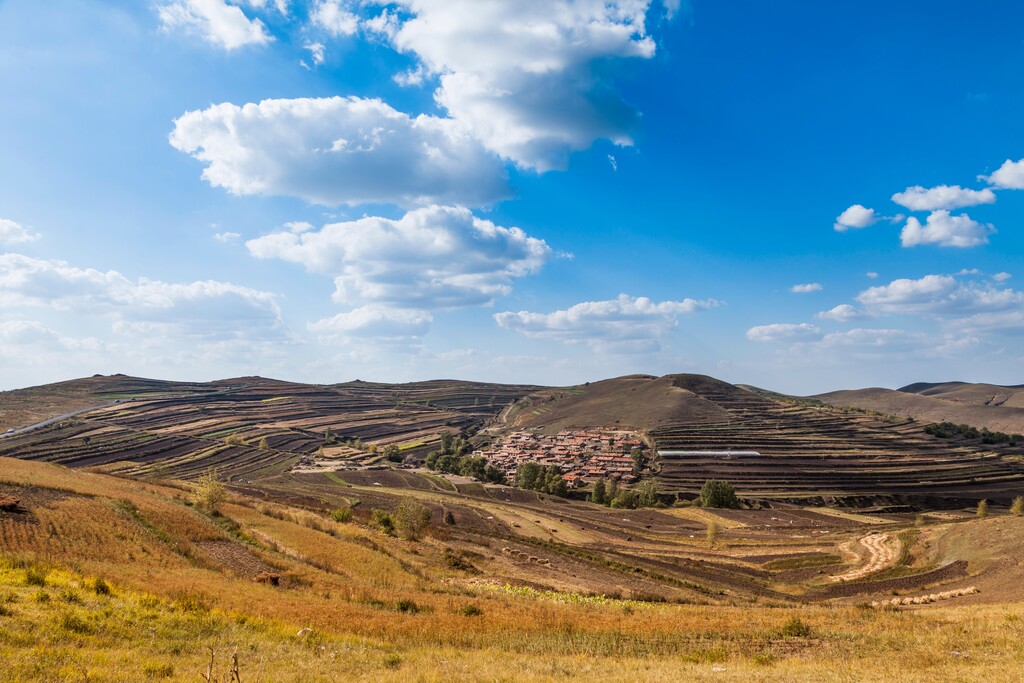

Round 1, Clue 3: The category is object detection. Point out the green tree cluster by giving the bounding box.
[393,499,432,540]
[516,462,568,497]
[700,479,738,508]
[591,478,660,509]
[424,431,505,483]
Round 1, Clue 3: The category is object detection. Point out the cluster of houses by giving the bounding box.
[478,430,647,488]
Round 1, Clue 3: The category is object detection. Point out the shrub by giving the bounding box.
[976,499,989,518]
[460,604,483,617]
[92,577,111,595]
[192,470,226,512]
[700,479,738,508]
[394,499,432,540]
[1011,496,1024,516]
[371,509,394,535]
[706,521,720,548]
[331,506,353,523]
[778,616,812,638]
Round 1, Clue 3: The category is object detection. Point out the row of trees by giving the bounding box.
[925,421,1023,444]
[591,478,660,509]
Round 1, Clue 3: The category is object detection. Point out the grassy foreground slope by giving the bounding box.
[2,458,1024,681]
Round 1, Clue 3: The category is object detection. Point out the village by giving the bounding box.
[477,429,649,488]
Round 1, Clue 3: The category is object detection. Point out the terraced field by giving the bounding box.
[0,375,540,482]
[651,376,1024,506]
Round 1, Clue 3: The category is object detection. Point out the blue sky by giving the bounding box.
[0,0,1022,394]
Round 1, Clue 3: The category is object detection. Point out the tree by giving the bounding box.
[976,499,989,518]
[192,469,226,512]
[610,489,637,509]
[630,448,648,474]
[606,478,620,505]
[257,437,269,450]
[1011,496,1024,516]
[700,479,738,508]
[636,479,660,508]
[383,444,403,463]
[394,499,432,540]
[591,479,607,505]
[516,462,542,490]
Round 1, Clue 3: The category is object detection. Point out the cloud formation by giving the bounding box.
[833,204,878,232]
[247,205,550,309]
[816,304,868,322]
[899,210,993,248]
[309,305,432,340]
[170,96,509,207]
[382,0,658,171]
[746,323,820,343]
[856,273,1023,317]
[981,158,1024,189]
[495,293,717,353]
[158,0,272,50]
[891,184,995,211]
[311,0,358,36]
[0,219,41,246]
[0,253,285,341]
[790,283,822,294]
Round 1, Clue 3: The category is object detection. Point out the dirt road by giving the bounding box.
[831,532,898,582]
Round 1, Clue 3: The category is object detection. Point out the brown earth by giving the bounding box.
[814,384,1024,434]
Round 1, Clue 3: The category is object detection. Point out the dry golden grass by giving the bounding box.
[2,456,1024,681]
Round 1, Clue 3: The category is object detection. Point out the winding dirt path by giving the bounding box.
[831,532,898,582]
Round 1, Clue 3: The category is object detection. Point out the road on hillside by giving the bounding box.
[0,402,120,439]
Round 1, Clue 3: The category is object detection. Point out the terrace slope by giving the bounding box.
[814,384,1024,434]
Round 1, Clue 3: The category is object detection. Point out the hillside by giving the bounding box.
[814,382,1024,435]
[501,374,733,433]
[4,372,1024,508]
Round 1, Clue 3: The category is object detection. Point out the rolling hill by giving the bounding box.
[814,381,1024,435]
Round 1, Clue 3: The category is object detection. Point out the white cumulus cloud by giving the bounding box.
[247,205,550,309]
[899,210,993,248]
[891,184,995,211]
[495,293,718,353]
[746,323,821,343]
[790,283,822,294]
[833,204,878,232]
[0,253,286,341]
[381,0,658,171]
[311,0,358,36]
[981,158,1024,189]
[158,0,272,50]
[856,274,1023,316]
[816,304,867,322]
[309,305,432,340]
[0,219,41,246]
[170,96,508,207]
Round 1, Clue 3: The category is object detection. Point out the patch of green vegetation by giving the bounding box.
[260,396,292,403]
[322,472,352,488]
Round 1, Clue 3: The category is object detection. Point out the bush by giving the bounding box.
[371,509,394,535]
[976,499,989,518]
[778,616,812,638]
[460,604,483,617]
[331,506,352,523]
[394,499,431,540]
[92,577,111,595]
[1011,496,1024,516]
[700,479,738,508]
[192,470,226,512]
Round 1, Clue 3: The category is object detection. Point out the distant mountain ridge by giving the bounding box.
[814,381,1024,434]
